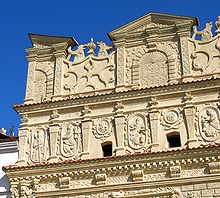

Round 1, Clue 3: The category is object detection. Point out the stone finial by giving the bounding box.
[216,16,220,35]
[97,41,112,57]
[0,128,7,135]
[192,22,213,41]
[86,38,96,55]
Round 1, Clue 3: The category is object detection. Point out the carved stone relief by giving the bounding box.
[30,127,49,163]
[126,43,177,87]
[125,113,150,151]
[198,105,220,142]
[33,61,54,102]
[92,118,113,140]
[189,17,220,76]
[60,122,82,159]
[63,39,115,94]
[161,109,183,131]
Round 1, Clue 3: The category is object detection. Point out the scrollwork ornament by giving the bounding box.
[198,105,220,142]
[161,109,183,131]
[92,118,113,140]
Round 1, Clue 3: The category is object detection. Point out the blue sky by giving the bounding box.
[0,0,220,135]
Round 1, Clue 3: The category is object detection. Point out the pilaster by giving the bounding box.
[148,97,160,151]
[183,92,197,148]
[48,110,60,163]
[114,101,125,155]
[52,42,69,100]
[80,106,92,159]
[115,41,126,91]
[24,48,37,104]
[16,125,29,166]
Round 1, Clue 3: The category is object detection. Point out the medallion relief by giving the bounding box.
[161,109,183,131]
[198,105,220,142]
[92,118,113,140]
[30,127,49,163]
[60,122,82,159]
[126,113,150,150]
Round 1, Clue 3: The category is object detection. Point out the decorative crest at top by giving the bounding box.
[66,38,112,63]
[192,16,220,41]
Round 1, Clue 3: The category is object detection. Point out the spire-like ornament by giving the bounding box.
[86,38,96,55]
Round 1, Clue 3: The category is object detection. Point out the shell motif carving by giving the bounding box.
[30,128,49,163]
[60,122,82,159]
[92,118,113,140]
[199,106,220,142]
[127,113,149,150]
[161,109,183,131]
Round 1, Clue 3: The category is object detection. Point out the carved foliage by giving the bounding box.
[92,118,113,140]
[60,122,82,159]
[126,113,150,150]
[30,127,49,163]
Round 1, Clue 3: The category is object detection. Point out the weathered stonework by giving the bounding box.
[4,13,220,197]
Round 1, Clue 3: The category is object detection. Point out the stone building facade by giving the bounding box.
[4,13,220,197]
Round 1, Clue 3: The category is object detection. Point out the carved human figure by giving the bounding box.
[86,38,96,55]
[32,130,44,163]
[61,123,81,158]
[128,117,146,147]
[192,22,213,41]
[97,41,112,57]
[201,109,220,138]
[67,45,86,62]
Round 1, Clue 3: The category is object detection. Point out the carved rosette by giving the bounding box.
[92,118,113,140]
[60,122,82,159]
[198,105,220,142]
[161,109,183,131]
[30,127,49,163]
[126,113,150,150]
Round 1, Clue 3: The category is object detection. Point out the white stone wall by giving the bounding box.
[0,141,18,198]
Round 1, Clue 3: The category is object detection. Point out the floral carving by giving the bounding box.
[60,122,82,159]
[161,109,183,130]
[93,118,113,140]
[199,106,220,142]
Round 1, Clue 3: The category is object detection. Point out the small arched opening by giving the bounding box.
[101,141,112,157]
[167,132,181,148]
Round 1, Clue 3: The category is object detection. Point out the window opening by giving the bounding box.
[167,133,181,148]
[102,142,112,157]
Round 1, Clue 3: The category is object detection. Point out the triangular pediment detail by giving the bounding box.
[108,13,198,39]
